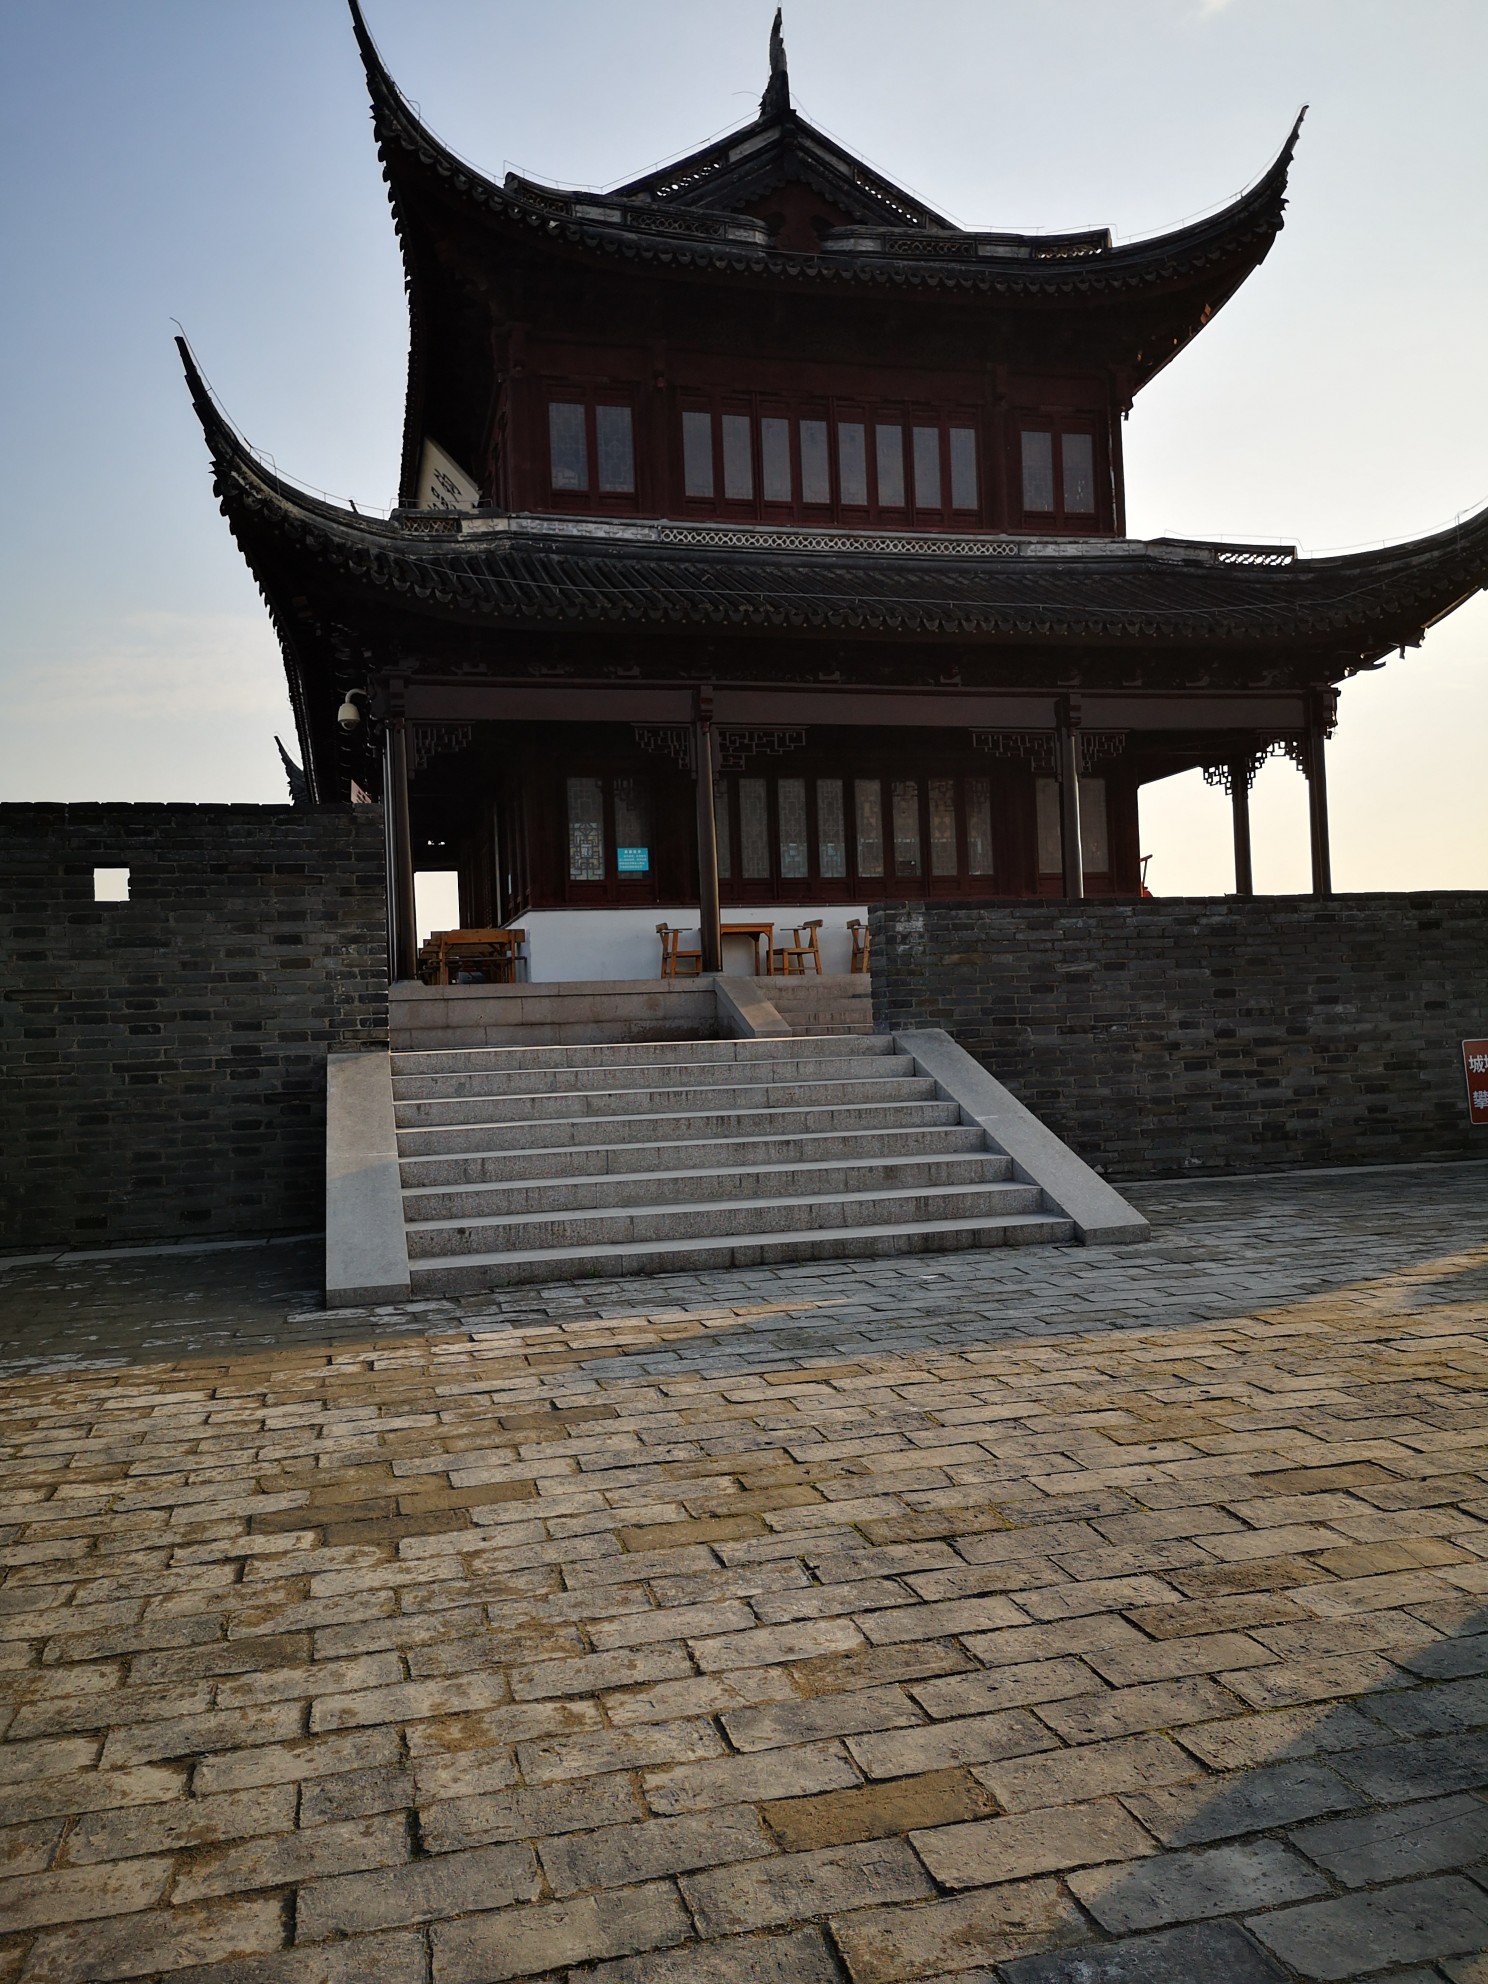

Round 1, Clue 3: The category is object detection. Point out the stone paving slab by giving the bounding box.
[0,1165,1485,1981]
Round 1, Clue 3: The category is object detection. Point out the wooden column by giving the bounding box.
[490,798,505,932]
[1107,369,1132,540]
[1307,699,1333,898]
[987,365,1009,531]
[649,339,670,513]
[1230,759,1255,898]
[693,694,722,973]
[1056,696,1084,900]
[383,716,418,983]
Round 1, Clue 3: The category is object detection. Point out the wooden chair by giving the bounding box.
[771,919,823,975]
[847,918,872,975]
[657,922,704,978]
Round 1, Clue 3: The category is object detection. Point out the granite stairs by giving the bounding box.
[391,1034,1073,1294]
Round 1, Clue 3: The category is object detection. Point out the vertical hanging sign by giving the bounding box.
[1464,1040,1488,1126]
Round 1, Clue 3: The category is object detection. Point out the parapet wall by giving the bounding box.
[0,804,387,1249]
[870,894,1487,1179]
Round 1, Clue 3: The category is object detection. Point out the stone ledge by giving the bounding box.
[325,1052,410,1305]
[893,1028,1151,1246]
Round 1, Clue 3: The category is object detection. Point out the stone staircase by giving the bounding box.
[387,974,871,1053]
[391,1033,1073,1293]
[765,975,872,1035]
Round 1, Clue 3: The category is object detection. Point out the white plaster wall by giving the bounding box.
[518,906,868,982]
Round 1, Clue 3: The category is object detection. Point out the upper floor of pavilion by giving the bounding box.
[349,3,1304,541]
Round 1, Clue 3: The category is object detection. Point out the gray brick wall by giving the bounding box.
[1,804,387,1249]
[870,894,1488,1179]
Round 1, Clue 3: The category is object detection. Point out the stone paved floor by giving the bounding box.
[1,1165,1487,1983]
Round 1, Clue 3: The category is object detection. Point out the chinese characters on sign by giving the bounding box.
[1464,1040,1488,1127]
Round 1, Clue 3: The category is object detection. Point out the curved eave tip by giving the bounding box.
[175,334,252,476]
[346,0,375,65]
[175,333,221,439]
[1261,105,1307,196]
[1232,106,1306,217]
[346,0,401,109]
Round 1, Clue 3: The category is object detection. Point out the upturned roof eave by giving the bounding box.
[348,2,434,507]
[179,351,1488,667]
[348,0,1301,309]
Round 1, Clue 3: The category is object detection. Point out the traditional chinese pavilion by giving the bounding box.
[183,4,1488,981]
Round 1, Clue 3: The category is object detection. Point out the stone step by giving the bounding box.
[395,1098,965,1157]
[408,1209,1074,1293]
[391,1031,891,1078]
[398,1123,992,1189]
[765,983,874,1036]
[403,1151,1015,1221]
[387,983,881,1055]
[768,978,872,1002]
[393,1073,937,1130]
[404,1179,1048,1258]
[391,1049,914,1102]
[329,1030,1147,1307]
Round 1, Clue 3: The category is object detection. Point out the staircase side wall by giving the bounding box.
[0,803,387,1249]
[870,894,1488,1180]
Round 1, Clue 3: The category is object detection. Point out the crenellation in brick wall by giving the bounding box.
[869,894,1487,1178]
[0,802,387,1249]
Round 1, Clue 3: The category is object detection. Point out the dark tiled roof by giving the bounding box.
[182,343,1488,669]
[347,0,1300,306]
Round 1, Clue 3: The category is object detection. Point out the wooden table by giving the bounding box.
[432,928,526,984]
[720,921,775,976]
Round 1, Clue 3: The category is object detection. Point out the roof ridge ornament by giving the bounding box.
[760,8,790,118]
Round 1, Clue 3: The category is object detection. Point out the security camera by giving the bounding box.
[337,692,366,732]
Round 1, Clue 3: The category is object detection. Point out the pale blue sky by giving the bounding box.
[1,0,1484,894]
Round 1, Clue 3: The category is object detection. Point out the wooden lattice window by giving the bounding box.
[1017,421,1101,530]
[545,392,639,511]
[678,400,982,526]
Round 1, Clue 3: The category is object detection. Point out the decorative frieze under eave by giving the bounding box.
[400,680,1318,740]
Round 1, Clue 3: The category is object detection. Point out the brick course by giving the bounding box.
[0,1168,1484,1977]
[0,803,386,1248]
[869,893,1488,1178]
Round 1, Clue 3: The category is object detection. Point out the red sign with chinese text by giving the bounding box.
[1465,1041,1488,1126]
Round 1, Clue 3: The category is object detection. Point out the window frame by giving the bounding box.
[561,768,660,904]
[542,386,642,515]
[1014,415,1106,533]
[712,765,1002,904]
[674,395,986,529]
[719,403,756,508]
[758,407,796,513]
[1033,775,1112,880]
